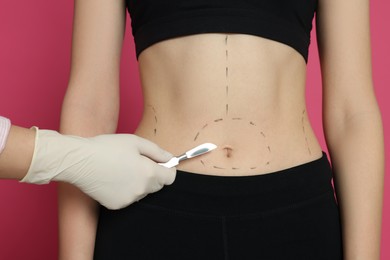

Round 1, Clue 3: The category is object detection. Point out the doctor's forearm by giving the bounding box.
[0,125,35,180]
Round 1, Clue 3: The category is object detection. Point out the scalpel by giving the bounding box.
[158,143,217,168]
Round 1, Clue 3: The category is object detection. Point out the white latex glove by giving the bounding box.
[20,127,176,210]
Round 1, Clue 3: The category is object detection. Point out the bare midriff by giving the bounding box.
[134,33,323,176]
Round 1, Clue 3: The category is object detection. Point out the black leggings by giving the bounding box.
[94,152,343,259]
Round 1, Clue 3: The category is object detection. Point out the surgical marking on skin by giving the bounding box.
[193,118,272,169]
[147,105,158,136]
[301,109,312,155]
[200,160,205,167]
[150,105,156,113]
[225,35,229,116]
[194,132,200,141]
[190,36,273,170]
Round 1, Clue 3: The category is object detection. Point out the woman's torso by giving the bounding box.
[134,33,323,176]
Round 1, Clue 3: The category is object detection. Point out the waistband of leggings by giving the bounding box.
[137,151,334,216]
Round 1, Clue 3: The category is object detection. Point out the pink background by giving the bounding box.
[0,1,388,259]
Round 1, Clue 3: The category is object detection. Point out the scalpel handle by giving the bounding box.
[158,158,178,168]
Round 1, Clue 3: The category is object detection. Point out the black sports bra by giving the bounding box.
[126,0,317,63]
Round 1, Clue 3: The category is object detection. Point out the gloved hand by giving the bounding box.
[20,127,176,210]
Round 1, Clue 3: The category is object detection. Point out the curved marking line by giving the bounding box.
[194,132,200,141]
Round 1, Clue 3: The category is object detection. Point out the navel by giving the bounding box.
[223,145,234,158]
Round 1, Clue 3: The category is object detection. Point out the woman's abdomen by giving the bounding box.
[133,33,323,176]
